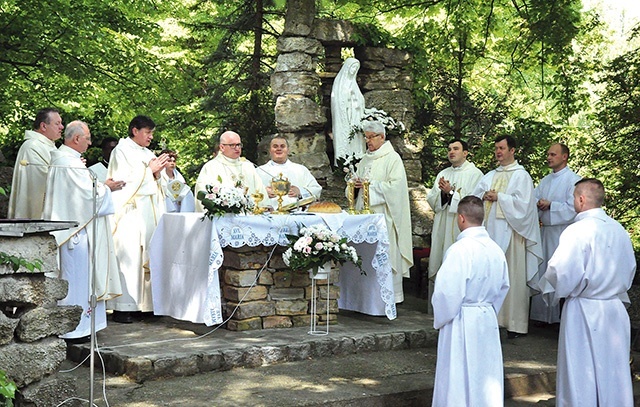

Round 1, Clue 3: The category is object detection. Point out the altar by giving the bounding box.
[148,212,396,328]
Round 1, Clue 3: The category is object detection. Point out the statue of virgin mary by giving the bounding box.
[331,58,366,166]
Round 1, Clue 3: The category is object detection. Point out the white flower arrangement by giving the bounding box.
[196,176,255,220]
[349,107,406,141]
[282,224,364,276]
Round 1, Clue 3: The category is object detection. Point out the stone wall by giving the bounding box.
[270,0,432,247]
[0,234,81,406]
[221,245,338,331]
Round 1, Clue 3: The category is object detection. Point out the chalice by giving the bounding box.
[252,191,265,215]
[271,173,291,214]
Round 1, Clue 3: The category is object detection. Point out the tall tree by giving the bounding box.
[0,0,194,159]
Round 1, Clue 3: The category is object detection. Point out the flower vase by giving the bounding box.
[309,261,331,336]
[310,261,331,280]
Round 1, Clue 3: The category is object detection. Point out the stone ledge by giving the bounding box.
[68,328,436,383]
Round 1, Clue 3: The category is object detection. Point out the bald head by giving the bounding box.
[219,131,242,159]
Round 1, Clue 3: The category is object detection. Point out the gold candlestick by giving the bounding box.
[347,180,357,214]
[360,180,372,214]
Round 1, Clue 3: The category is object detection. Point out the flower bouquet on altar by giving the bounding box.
[282,224,364,277]
[196,176,255,220]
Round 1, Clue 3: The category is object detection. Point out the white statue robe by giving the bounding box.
[353,141,413,303]
[331,57,366,165]
[160,168,195,213]
[426,160,483,279]
[258,159,322,209]
[8,130,57,219]
[472,161,542,333]
[194,154,268,212]
[43,145,122,339]
[106,137,165,312]
[529,166,580,323]
[542,208,635,407]
[432,226,509,407]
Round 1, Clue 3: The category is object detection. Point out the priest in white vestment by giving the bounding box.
[542,178,635,407]
[426,139,483,281]
[194,131,268,212]
[8,108,64,219]
[530,143,580,324]
[432,195,509,407]
[160,149,195,213]
[107,116,170,323]
[258,136,322,210]
[43,121,124,340]
[472,135,542,337]
[351,121,413,303]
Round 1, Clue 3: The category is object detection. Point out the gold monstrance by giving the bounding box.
[271,173,291,214]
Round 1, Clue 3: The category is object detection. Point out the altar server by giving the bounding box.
[160,149,195,213]
[543,178,635,407]
[43,121,123,340]
[530,143,580,324]
[432,195,509,407]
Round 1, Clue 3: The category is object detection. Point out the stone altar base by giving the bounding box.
[221,245,339,331]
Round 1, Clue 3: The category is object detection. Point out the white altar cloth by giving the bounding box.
[149,212,396,326]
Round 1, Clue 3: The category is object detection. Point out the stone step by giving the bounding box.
[63,300,564,405]
[66,306,437,383]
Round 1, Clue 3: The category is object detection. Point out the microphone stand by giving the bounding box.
[22,160,100,405]
[88,168,98,407]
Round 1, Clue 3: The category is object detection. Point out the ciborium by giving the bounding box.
[271,173,291,214]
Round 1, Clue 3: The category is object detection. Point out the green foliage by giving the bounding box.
[575,30,640,249]
[0,252,43,272]
[0,369,17,407]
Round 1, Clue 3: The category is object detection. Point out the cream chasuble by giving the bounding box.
[472,161,542,334]
[43,145,122,338]
[107,137,165,312]
[354,141,413,303]
[194,154,268,212]
[8,130,57,219]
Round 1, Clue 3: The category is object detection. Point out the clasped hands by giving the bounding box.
[482,190,499,202]
[438,177,453,194]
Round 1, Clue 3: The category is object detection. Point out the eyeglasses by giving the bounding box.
[221,143,243,148]
[364,134,382,141]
